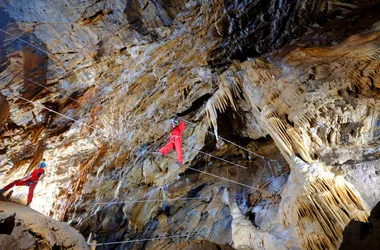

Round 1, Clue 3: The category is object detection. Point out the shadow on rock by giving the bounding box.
[340,201,380,250]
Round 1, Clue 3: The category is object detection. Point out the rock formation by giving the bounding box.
[340,201,380,250]
[0,0,379,249]
[0,201,89,250]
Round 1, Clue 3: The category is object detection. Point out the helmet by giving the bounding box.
[40,162,47,168]
[171,117,180,127]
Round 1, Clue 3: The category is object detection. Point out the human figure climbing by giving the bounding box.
[157,117,186,164]
[0,161,47,206]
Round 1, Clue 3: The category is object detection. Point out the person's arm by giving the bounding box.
[178,120,186,134]
[38,173,45,182]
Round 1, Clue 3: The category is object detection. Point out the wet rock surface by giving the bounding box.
[0,0,379,249]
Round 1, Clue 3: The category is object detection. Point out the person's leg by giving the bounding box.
[159,141,175,156]
[26,183,37,205]
[2,179,24,192]
[174,137,183,164]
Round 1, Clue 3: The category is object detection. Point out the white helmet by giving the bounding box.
[171,117,180,127]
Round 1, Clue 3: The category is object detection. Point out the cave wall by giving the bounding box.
[0,0,379,249]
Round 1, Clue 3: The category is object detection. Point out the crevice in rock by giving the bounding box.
[0,213,15,235]
[177,93,212,117]
[186,183,208,198]
[80,9,113,26]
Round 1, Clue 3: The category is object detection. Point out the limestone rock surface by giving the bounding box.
[0,0,379,249]
[0,201,89,250]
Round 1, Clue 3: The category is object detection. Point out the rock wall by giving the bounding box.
[0,0,379,249]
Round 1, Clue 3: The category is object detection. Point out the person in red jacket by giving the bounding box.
[158,117,186,164]
[0,161,46,206]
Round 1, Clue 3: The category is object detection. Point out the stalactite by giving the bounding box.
[287,128,313,162]
[205,69,243,139]
[281,156,369,250]
[260,107,294,163]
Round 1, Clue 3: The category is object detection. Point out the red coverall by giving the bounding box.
[159,121,186,164]
[2,168,44,204]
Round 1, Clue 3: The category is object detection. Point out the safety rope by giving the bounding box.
[164,108,269,161]
[4,87,251,170]
[3,65,258,171]
[5,67,250,171]
[0,28,52,56]
[0,15,284,248]
[2,91,268,191]
[91,193,240,205]
[88,233,199,246]
[3,67,254,171]
[0,28,281,167]
[183,143,246,169]
[186,166,254,189]
[3,69,82,104]
[5,91,93,129]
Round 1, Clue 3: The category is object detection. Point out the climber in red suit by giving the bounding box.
[0,161,46,206]
[158,117,186,164]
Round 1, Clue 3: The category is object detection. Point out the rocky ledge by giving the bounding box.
[0,201,89,250]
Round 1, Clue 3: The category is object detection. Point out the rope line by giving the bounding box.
[163,108,274,162]
[3,85,251,172]
[0,28,52,55]
[3,67,253,171]
[0,28,280,167]
[6,67,251,171]
[2,68,253,171]
[1,91,265,191]
[1,28,278,245]
[9,71,82,104]
[0,28,88,86]
[1,29,277,190]
[183,143,246,169]
[91,193,243,205]
[94,196,218,205]
[89,233,199,246]
[187,166,256,190]
[6,91,93,129]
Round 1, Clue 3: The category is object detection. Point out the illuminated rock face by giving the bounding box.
[0,0,380,249]
[0,201,89,250]
[279,157,369,250]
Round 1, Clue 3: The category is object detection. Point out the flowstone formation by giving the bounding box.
[0,0,380,249]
